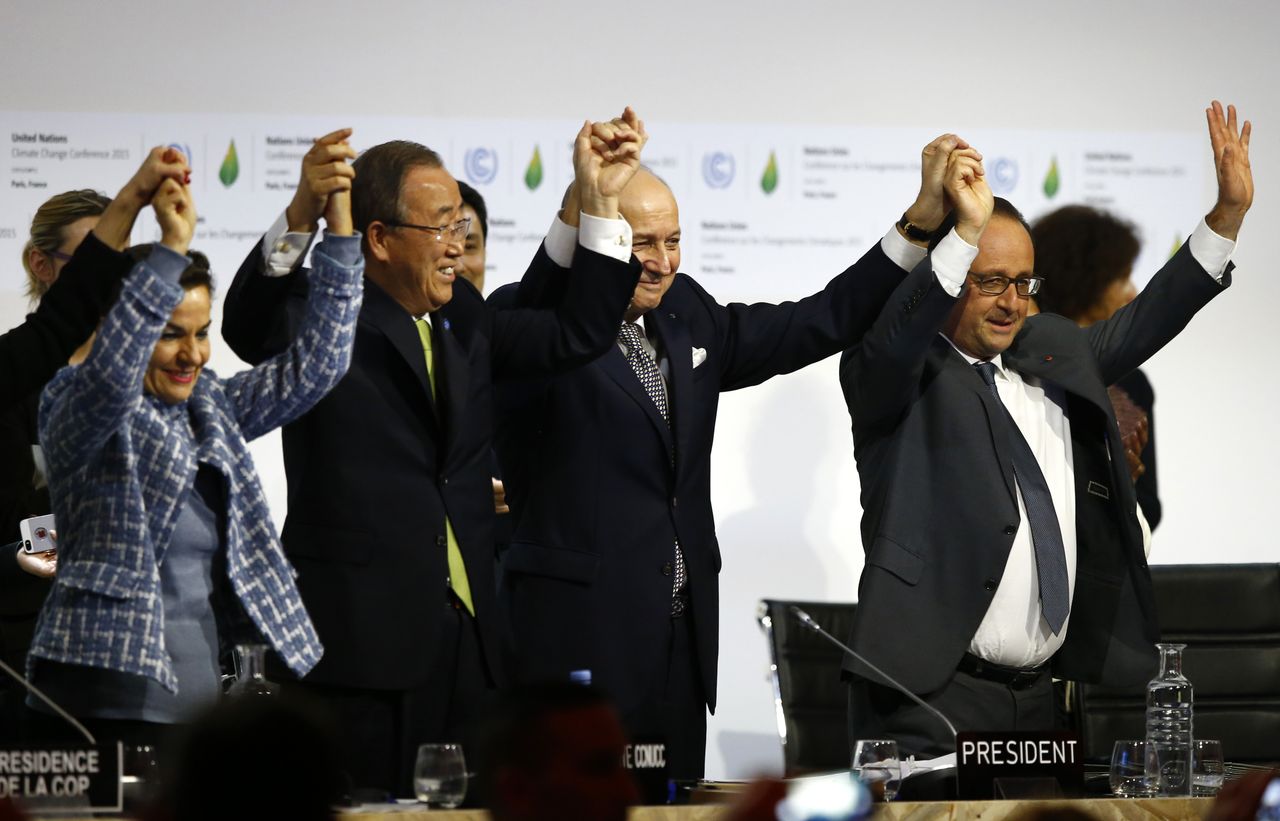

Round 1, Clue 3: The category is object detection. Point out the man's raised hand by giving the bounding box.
[902,133,972,242]
[575,106,647,218]
[945,147,992,247]
[1205,101,1252,241]
[286,128,357,234]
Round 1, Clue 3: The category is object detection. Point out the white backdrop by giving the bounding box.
[3,0,1277,780]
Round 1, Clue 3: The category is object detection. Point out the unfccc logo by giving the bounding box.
[702,151,735,189]
[464,147,498,185]
[990,157,1019,194]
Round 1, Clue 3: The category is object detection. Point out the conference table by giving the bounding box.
[333,796,1211,820]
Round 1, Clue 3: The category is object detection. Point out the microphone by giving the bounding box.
[789,605,957,743]
[0,656,96,745]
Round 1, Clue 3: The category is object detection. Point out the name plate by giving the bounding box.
[956,731,1083,800]
[624,737,669,804]
[0,743,122,811]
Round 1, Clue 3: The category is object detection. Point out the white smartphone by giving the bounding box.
[18,513,56,554]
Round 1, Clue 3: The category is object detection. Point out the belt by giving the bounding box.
[958,652,1047,690]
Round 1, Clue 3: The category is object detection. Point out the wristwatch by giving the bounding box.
[896,213,933,242]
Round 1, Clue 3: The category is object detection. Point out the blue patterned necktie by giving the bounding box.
[619,321,687,613]
[974,361,1070,635]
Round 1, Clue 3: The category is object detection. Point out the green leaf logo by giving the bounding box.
[1042,155,1060,199]
[760,151,779,194]
[524,145,543,191]
[218,139,239,187]
[1170,234,1183,258]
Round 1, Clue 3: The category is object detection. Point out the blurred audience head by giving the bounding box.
[457,180,489,292]
[22,189,111,302]
[1031,205,1141,326]
[150,695,342,821]
[481,683,639,821]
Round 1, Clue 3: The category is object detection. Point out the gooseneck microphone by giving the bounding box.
[0,656,96,745]
[789,605,958,743]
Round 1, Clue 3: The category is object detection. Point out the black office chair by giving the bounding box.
[757,599,859,775]
[1072,563,1280,766]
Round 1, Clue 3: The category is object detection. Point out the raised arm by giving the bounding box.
[39,177,196,473]
[1088,101,1249,382]
[222,129,356,364]
[841,145,993,430]
[0,147,188,402]
[490,110,644,377]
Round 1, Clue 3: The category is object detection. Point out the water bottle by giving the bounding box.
[226,643,278,697]
[1145,642,1193,796]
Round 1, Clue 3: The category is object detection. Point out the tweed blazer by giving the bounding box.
[30,236,363,692]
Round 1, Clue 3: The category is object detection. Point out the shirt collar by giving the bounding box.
[940,332,1006,375]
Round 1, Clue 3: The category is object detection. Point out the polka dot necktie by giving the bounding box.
[618,321,687,614]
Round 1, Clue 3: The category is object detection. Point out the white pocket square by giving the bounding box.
[692,347,707,368]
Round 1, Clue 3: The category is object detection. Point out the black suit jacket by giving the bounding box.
[838,242,1229,695]
[221,240,638,689]
[489,241,906,714]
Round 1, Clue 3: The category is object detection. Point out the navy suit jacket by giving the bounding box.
[490,240,906,714]
[221,241,638,689]
[839,242,1229,695]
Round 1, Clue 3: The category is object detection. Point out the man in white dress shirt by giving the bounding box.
[838,102,1252,755]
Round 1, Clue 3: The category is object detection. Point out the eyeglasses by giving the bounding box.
[970,274,1044,297]
[382,217,472,244]
[47,249,74,263]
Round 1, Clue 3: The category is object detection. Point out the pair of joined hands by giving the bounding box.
[900,100,1252,250]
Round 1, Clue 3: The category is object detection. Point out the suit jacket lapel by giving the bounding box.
[650,310,691,474]
[361,278,438,429]
[599,336,676,460]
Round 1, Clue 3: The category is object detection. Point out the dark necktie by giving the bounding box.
[618,322,687,614]
[974,361,1070,635]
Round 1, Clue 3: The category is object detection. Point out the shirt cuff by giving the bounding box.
[544,214,578,269]
[1188,218,1235,282]
[880,226,928,272]
[578,213,632,263]
[930,228,979,297]
[261,209,316,277]
[147,244,191,284]
[317,231,363,267]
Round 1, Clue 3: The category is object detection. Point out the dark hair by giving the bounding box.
[350,140,444,237]
[1031,205,1140,320]
[124,243,214,297]
[476,683,615,805]
[928,196,1031,252]
[457,180,489,242]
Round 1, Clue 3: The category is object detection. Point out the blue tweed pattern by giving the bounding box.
[30,238,363,692]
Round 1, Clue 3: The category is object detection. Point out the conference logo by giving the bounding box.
[990,157,1019,194]
[760,151,779,195]
[702,151,735,190]
[1042,155,1060,199]
[464,147,498,185]
[219,140,240,188]
[524,145,543,191]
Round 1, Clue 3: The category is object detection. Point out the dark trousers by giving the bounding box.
[847,663,1055,759]
[621,606,707,783]
[292,593,496,800]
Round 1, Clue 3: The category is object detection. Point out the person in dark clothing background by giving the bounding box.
[1031,204,1163,528]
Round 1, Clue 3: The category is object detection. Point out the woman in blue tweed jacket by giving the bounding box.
[25,149,363,744]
